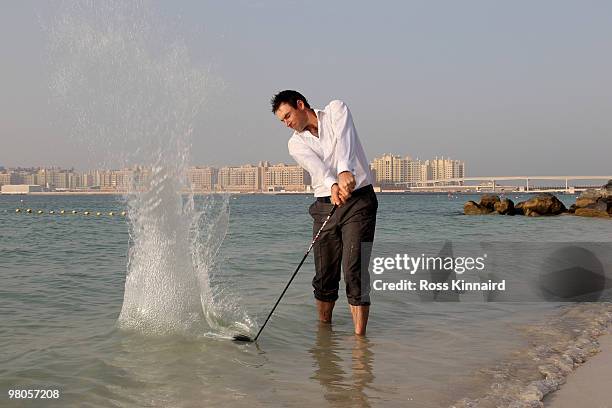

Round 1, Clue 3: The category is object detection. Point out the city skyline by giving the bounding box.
[0,153,467,193]
[0,153,464,173]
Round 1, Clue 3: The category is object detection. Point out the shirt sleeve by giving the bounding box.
[329,100,357,176]
[288,138,337,192]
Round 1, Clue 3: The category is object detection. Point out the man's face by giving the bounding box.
[275,101,308,132]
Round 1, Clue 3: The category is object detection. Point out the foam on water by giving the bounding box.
[48,0,252,337]
[452,303,612,408]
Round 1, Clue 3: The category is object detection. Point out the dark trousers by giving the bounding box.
[308,185,378,306]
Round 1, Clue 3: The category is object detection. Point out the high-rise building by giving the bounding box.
[405,159,425,184]
[217,164,262,192]
[96,169,130,190]
[0,172,13,187]
[425,157,465,185]
[370,154,426,185]
[370,154,404,184]
[22,173,38,186]
[79,172,96,188]
[370,154,465,186]
[187,166,217,192]
[262,162,311,192]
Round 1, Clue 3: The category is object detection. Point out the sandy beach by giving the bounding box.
[545,329,612,408]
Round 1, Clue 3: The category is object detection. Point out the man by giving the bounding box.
[271,90,378,335]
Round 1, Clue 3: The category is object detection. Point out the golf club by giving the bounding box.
[233,204,337,343]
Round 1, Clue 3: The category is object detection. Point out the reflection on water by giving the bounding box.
[351,336,376,407]
[310,323,374,407]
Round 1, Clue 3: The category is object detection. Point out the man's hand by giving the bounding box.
[331,183,348,206]
[338,171,356,197]
[331,173,355,206]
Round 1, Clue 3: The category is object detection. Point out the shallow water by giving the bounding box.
[1,193,611,407]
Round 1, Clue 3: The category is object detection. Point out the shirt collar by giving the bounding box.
[295,108,323,139]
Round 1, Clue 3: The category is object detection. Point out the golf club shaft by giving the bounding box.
[253,205,337,342]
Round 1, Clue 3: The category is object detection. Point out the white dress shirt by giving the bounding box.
[288,100,373,197]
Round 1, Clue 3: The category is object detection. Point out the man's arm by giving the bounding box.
[288,138,347,204]
[329,100,357,197]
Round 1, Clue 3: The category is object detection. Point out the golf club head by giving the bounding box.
[232,334,254,343]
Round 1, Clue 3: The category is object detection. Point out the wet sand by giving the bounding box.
[545,329,612,408]
[451,303,612,408]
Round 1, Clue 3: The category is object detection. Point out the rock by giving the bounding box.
[464,200,493,215]
[494,198,515,215]
[572,185,612,219]
[464,195,502,215]
[526,210,541,217]
[589,200,608,212]
[574,207,610,218]
[479,194,501,211]
[521,193,567,216]
[576,196,598,208]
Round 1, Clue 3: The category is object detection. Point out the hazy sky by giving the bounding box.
[1,0,611,175]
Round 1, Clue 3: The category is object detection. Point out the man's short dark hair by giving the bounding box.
[271,90,310,113]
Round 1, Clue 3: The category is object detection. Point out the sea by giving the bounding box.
[1,192,611,407]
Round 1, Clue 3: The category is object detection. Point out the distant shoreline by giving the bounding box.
[0,190,581,197]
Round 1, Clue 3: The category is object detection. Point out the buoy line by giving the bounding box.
[13,209,127,216]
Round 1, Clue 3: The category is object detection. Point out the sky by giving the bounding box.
[1,0,611,176]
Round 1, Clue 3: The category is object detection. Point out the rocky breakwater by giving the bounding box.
[464,180,612,219]
[569,180,612,219]
[464,193,566,216]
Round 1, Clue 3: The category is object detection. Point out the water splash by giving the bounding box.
[47,0,251,336]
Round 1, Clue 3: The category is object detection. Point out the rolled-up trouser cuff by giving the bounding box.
[314,290,339,303]
[347,296,371,306]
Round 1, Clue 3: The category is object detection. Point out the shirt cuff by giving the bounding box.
[337,160,355,176]
[323,176,337,193]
